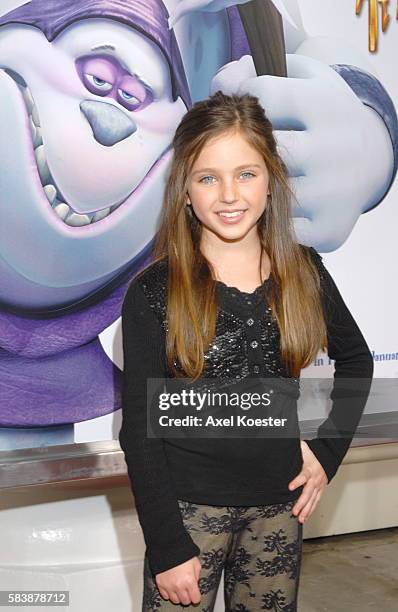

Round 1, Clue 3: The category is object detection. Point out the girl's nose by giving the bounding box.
[219,180,239,203]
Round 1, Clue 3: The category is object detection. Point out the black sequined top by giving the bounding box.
[119,246,374,575]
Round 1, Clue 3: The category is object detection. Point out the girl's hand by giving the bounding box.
[288,440,328,523]
[155,556,202,605]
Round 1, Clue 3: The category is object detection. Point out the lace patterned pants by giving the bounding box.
[142,498,303,612]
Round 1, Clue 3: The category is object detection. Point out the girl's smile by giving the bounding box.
[215,208,248,224]
[185,129,270,245]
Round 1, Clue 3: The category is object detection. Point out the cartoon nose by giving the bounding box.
[80,100,137,146]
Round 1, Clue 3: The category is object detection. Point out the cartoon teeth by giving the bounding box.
[8,71,125,227]
[35,144,51,184]
[65,212,92,226]
[92,208,111,222]
[22,86,34,114]
[31,103,40,127]
[30,117,42,148]
[52,202,69,221]
[43,184,57,204]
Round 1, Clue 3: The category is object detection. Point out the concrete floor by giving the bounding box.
[298,526,398,611]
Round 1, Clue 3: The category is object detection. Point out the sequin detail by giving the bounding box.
[139,262,252,384]
[137,248,323,386]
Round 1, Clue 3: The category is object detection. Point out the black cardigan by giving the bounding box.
[119,247,374,575]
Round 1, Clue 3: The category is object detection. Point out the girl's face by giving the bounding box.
[185,129,270,245]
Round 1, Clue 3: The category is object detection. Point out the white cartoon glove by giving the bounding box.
[210,52,394,250]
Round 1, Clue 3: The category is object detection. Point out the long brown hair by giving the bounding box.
[147,91,327,379]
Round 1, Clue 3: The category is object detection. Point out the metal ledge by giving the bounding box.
[1,435,398,490]
[0,439,126,489]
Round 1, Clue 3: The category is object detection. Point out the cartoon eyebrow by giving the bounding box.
[91,44,116,52]
[89,45,152,91]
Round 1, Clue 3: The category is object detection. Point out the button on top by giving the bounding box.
[250,340,259,349]
[246,317,254,326]
[253,365,260,374]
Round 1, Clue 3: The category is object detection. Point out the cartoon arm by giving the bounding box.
[170,1,397,250]
[290,32,398,211]
[280,2,398,212]
[330,63,397,210]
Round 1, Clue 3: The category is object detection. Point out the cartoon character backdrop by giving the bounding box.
[0,0,396,450]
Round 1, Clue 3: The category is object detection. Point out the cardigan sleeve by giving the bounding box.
[303,247,374,483]
[118,278,200,575]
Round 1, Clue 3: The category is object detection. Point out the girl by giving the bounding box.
[119,91,374,611]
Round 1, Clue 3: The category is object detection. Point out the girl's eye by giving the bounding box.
[199,172,255,184]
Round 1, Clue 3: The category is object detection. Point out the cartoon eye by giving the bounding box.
[84,74,113,92]
[118,88,140,105]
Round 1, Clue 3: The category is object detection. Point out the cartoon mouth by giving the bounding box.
[4,68,130,227]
